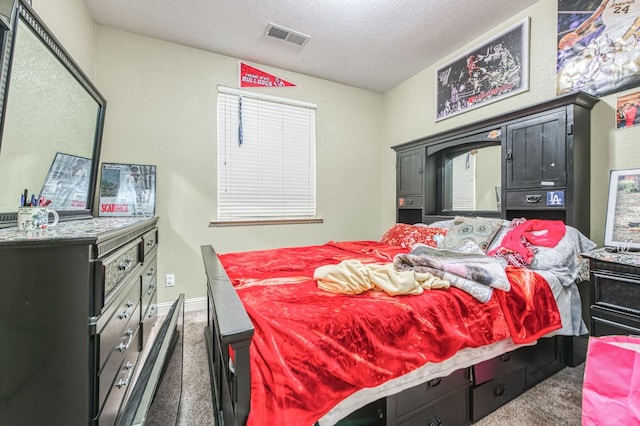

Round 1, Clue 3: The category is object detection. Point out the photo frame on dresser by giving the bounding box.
[39,152,92,210]
[98,162,156,217]
[604,168,640,251]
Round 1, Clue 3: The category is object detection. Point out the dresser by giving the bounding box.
[0,217,159,425]
[583,248,640,336]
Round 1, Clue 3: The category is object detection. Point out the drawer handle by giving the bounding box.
[499,353,512,363]
[147,268,155,277]
[147,282,156,295]
[405,199,413,205]
[147,305,157,319]
[117,328,134,352]
[119,301,135,319]
[525,194,541,204]
[118,256,133,271]
[494,384,506,397]
[115,361,134,389]
[427,415,442,426]
[428,377,442,387]
[146,239,155,247]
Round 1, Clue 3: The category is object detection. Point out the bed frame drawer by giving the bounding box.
[396,387,469,426]
[472,350,528,385]
[394,368,470,420]
[470,367,525,422]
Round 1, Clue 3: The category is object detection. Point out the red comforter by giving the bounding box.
[218,240,561,426]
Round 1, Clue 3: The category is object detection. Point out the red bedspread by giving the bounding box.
[218,241,561,426]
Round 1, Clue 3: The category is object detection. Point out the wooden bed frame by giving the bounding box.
[201,244,586,426]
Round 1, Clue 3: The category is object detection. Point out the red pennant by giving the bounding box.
[240,62,296,87]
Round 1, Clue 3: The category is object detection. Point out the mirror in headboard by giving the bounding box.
[441,144,502,213]
[0,0,106,226]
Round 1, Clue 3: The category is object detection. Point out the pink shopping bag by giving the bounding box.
[582,335,640,425]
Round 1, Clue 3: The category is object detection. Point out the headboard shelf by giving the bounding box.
[392,92,598,238]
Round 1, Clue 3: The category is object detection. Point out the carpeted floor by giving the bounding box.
[170,309,583,426]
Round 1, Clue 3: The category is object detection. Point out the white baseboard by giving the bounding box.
[156,296,207,317]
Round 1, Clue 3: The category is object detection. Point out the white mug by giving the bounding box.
[17,206,59,231]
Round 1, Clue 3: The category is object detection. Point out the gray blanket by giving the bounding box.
[394,244,510,303]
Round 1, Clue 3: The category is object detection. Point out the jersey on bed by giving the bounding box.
[202,219,595,426]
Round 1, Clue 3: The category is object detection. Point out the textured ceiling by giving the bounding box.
[84,0,540,93]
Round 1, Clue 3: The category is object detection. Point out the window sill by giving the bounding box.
[209,218,324,227]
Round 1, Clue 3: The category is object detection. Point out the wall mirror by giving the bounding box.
[441,144,502,213]
[0,0,106,226]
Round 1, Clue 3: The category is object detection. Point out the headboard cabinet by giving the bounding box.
[392,91,598,237]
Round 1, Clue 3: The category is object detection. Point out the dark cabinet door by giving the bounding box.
[397,147,424,197]
[505,110,567,190]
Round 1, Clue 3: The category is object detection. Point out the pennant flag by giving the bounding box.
[240,62,296,88]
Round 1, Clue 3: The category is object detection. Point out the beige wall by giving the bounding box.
[93,27,384,302]
[31,0,640,304]
[32,0,96,79]
[382,0,640,246]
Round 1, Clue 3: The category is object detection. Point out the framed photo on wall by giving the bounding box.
[435,17,530,121]
[604,168,640,251]
[557,1,640,97]
[98,162,157,217]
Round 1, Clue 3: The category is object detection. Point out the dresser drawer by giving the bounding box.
[140,293,158,351]
[398,196,423,209]
[96,338,140,426]
[397,386,469,426]
[141,228,158,262]
[591,269,640,316]
[94,238,142,313]
[98,303,141,408]
[505,189,566,209]
[395,368,469,419]
[470,367,525,422]
[591,307,640,336]
[97,277,141,370]
[141,253,157,309]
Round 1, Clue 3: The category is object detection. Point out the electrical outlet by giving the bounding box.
[165,274,175,287]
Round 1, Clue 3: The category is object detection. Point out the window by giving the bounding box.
[216,86,317,222]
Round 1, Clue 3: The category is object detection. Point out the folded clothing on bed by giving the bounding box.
[314,259,450,295]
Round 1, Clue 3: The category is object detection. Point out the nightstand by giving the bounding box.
[582,248,640,336]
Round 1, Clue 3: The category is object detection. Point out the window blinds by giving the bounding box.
[217,87,317,221]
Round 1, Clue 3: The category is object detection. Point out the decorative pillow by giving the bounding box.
[440,217,503,252]
[380,224,447,249]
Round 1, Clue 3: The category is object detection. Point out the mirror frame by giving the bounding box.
[0,0,106,227]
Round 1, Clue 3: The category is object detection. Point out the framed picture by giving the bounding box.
[615,91,640,129]
[98,162,156,217]
[435,17,529,121]
[40,152,92,210]
[604,168,640,251]
[557,1,640,97]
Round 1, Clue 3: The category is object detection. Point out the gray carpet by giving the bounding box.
[172,309,583,425]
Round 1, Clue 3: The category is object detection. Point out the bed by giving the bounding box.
[202,217,596,426]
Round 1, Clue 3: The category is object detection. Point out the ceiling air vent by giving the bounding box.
[265,23,310,47]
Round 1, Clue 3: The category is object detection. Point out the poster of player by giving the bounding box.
[98,162,156,217]
[557,0,640,96]
[40,152,91,210]
[436,18,529,121]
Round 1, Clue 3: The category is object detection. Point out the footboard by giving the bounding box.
[201,245,254,426]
